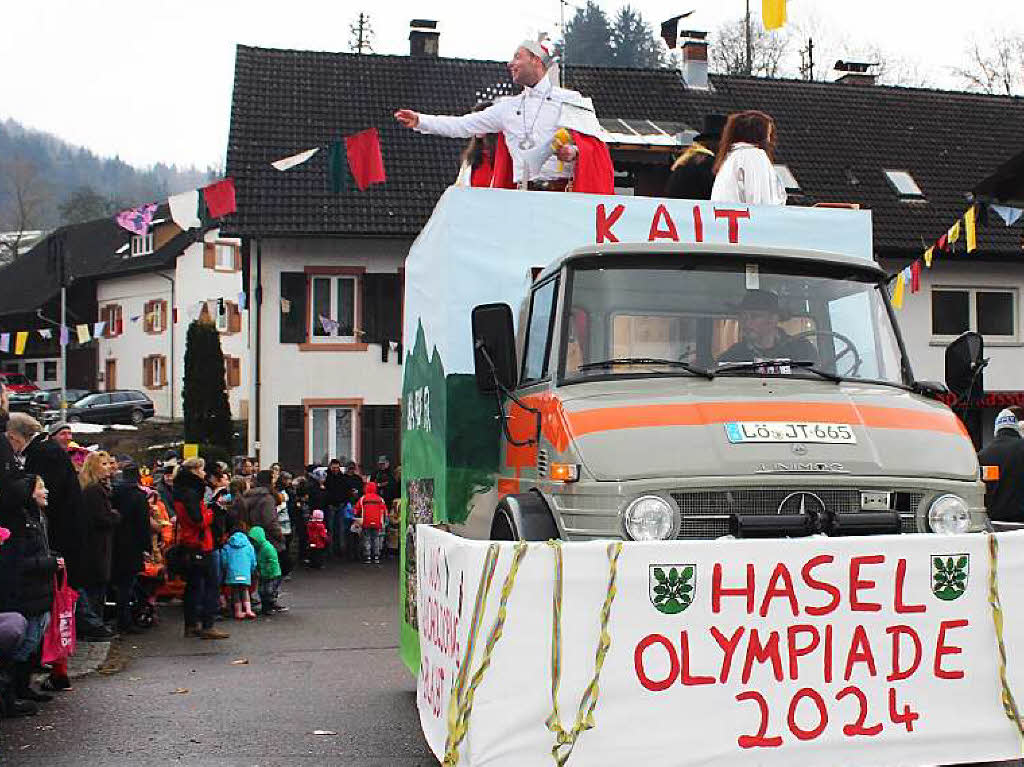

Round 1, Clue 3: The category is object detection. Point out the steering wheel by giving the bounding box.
[793,330,862,377]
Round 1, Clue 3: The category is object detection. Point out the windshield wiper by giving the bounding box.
[715,359,844,384]
[578,357,715,380]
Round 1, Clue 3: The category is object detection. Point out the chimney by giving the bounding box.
[679,30,709,90]
[409,19,439,58]
[834,60,877,85]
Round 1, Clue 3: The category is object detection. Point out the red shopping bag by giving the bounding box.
[42,570,77,665]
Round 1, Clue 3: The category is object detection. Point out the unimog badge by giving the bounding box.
[650,564,695,614]
[931,554,969,601]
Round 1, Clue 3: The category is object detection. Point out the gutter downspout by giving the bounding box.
[155,271,176,419]
[254,239,262,466]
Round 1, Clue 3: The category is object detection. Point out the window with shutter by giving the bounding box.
[280,272,308,343]
[143,357,152,388]
[227,301,241,333]
[361,273,401,346]
[203,243,215,269]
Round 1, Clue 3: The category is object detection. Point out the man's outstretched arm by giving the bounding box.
[393,102,505,139]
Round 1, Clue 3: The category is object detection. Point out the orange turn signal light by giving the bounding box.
[982,465,1000,482]
[549,463,579,483]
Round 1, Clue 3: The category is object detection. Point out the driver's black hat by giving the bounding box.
[736,289,780,313]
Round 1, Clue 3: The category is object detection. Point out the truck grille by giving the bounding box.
[669,489,925,540]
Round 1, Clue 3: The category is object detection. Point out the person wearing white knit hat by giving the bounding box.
[394,38,601,190]
[978,406,1024,523]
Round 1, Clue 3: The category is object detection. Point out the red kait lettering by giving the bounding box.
[596,203,625,243]
[714,208,750,243]
[648,204,680,242]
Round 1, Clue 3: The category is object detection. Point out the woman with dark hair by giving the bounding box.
[456,101,500,188]
[710,110,786,206]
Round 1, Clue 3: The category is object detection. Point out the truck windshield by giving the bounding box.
[560,257,907,386]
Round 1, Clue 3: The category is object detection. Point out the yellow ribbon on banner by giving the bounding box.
[948,219,961,244]
[545,540,623,766]
[986,533,1024,747]
[924,246,934,268]
[13,331,27,355]
[763,0,786,30]
[892,272,905,309]
[76,324,90,344]
[443,541,529,767]
[965,205,978,252]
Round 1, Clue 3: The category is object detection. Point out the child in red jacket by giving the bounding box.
[354,482,388,564]
[306,510,329,569]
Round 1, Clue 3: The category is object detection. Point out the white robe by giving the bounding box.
[711,142,787,206]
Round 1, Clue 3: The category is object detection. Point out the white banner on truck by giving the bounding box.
[418,525,1024,766]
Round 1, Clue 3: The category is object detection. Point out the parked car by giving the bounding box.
[31,389,90,421]
[2,373,41,413]
[59,390,155,425]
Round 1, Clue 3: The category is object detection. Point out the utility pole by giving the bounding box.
[58,234,68,423]
[350,13,374,54]
[799,37,816,81]
[559,0,569,86]
[745,0,752,76]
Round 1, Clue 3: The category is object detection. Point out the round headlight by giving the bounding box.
[624,495,676,541]
[928,494,970,535]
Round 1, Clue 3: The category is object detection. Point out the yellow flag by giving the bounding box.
[924,246,934,268]
[965,205,977,252]
[763,0,786,30]
[948,219,961,244]
[76,324,90,344]
[14,331,27,355]
[183,443,199,459]
[892,273,905,309]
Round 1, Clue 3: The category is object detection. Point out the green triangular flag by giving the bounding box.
[327,141,347,193]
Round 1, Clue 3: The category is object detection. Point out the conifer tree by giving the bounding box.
[182,319,232,451]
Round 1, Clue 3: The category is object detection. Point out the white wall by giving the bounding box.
[883,258,1024,391]
[96,230,248,418]
[249,237,409,466]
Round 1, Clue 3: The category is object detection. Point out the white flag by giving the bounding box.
[272,147,320,171]
[93,321,106,338]
[38,328,52,340]
[991,204,1023,227]
[168,189,201,230]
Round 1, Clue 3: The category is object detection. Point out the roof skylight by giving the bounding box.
[884,170,925,199]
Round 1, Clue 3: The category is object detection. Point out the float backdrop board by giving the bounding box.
[399,187,874,672]
[418,525,1024,767]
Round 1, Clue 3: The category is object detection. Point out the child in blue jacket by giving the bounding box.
[219,524,257,620]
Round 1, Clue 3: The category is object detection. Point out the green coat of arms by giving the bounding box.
[931,554,969,601]
[650,564,695,614]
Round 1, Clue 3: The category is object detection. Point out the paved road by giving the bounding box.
[0,558,436,766]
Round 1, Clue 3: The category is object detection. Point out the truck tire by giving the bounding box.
[490,491,560,542]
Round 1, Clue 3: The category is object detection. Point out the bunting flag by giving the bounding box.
[0,333,9,353]
[272,147,320,171]
[327,141,347,193]
[38,328,52,340]
[281,298,292,314]
[76,324,90,344]
[948,219,961,244]
[115,202,158,236]
[991,204,1023,227]
[910,260,922,293]
[891,271,906,309]
[59,326,69,346]
[763,0,786,30]
[168,189,201,231]
[345,128,386,191]
[93,321,106,338]
[203,178,237,218]
[130,315,141,323]
[964,205,977,252]
[238,291,247,310]
[924,246,934,268]
[319,315,340,335]
[937,233,948,251]
[13,332,27,355]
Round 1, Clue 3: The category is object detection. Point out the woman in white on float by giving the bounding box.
[710,110,787,206]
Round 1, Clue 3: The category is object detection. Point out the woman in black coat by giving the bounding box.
[110,464,151,633]
[78,452,120,625]
[0,474,59,704]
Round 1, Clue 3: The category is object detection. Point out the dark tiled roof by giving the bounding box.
[225,45,1024,255]
[0,206,200,316]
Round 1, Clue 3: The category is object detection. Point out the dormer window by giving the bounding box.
[131,232,154,256]
[774,164,801,192]
[884,170,925,200]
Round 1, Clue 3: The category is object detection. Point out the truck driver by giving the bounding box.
[717,289,818,364]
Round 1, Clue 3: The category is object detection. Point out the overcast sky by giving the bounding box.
[1,0,1020,170]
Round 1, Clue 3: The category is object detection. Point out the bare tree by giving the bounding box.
[709,16,790,77]
[0,158,50,264]
[953,33,1023,95]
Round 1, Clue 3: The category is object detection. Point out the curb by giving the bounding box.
[66,640,112,679]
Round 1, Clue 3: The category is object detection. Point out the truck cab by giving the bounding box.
[471,242,986,542]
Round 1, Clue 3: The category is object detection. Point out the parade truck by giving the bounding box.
[400,187,1024,767]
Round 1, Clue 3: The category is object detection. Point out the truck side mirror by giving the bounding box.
[945,331,986,400]
[472,303,518,394]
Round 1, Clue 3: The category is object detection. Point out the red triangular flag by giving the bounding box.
[344,129,386,191]
[936,233,948,251]
[910,260,921,293]
[204,178,237,217]
[568,131,615,195]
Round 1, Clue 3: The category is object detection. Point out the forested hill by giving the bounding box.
[0,117,218,231]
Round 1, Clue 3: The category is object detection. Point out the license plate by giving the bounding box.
[724,421,857,444]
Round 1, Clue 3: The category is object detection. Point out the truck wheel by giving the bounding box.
[490,491,560,542]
